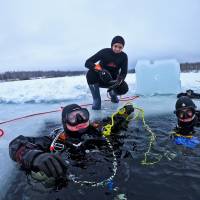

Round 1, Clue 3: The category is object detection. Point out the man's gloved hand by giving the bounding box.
[107,75,124,92]
[124,105,134,115]
[33,153,67,178]
[94,64,102,71]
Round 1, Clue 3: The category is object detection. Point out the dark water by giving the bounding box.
[4,114,200,200]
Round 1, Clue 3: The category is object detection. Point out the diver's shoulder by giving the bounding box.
[121,51,128,58]
[99,48,111,53]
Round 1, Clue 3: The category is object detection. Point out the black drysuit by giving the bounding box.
[174,111,200,136]
[9,111,131,175]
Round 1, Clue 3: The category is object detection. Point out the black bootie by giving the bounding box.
[89,84,101,110]
[109,90,119,103]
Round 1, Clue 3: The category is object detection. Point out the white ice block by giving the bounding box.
[135,59,181,95]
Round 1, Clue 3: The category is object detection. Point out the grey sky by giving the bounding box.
[0,0,199,72]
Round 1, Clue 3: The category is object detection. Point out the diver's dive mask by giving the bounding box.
[66,108,89,126]
[175,107,196,122]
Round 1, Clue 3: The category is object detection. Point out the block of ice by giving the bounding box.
[135,59,181,95]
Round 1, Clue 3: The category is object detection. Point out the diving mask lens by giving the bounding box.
[176,108,195,120]
[67,108,89,125]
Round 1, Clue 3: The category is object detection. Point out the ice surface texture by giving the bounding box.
[135,59,181,95]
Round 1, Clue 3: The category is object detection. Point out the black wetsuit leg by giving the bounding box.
[86,69,101,85]
[86,69,128,95]
[86,69,110,87]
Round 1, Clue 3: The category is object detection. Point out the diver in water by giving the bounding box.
[177,89,200,99]
[85,36,129,110]
[172,96,200,148]
[174,96,200,135]
[9,103,134,185]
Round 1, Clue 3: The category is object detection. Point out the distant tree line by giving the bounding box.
[0,70,86,81]
[180,62,200,72]
[0,62,199,81]
[128,62,200,73]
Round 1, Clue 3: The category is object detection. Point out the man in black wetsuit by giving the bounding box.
[85,36,129,110]
[174,96,200,136]
[9,104,134,182]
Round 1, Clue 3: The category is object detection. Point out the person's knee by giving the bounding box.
[123,83,129,94]
[86,70,99,85]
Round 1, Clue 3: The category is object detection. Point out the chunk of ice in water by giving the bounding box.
[135,59,181,95]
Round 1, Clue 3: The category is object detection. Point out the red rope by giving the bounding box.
[119,96,139,101]
[0,109,61,125]
[104,95,139,101]
[0,129,4,137]
[0,96,139,126]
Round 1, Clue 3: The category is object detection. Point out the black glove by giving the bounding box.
[33,153,67,178]
[107,75,124,92]
[177,93,186,98]
[186,89,194,95]
[124,105,134,115]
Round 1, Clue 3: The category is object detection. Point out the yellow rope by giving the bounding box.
[133,106,162,165]
[102,102,162,165]
[102,108,126,137]
[102,101,135,137]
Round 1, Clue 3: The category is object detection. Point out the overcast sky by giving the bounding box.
[0,0,199,72]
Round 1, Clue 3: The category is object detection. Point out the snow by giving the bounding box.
[0,76,88,103]
[0,73,199,104]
